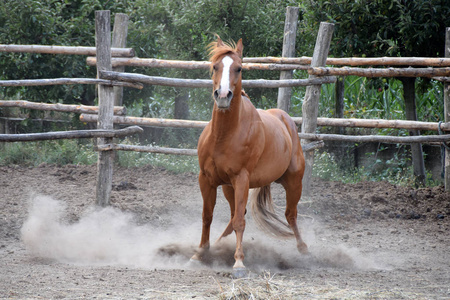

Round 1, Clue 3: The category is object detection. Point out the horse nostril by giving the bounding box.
[214,90,219,100]
[227,91,233,100]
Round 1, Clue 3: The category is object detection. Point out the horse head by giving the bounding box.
[208,36,243,109]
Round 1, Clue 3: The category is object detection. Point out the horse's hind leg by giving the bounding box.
[280,174,309,254]
[216,185,235,243]
[217,185,250,243]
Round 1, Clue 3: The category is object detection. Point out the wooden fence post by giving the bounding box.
[95,10,115,206]
[112,13,129,107]
[445,27,450,191]
[334,76,345,134]
[277,6,299,112]
[402,77,426,186]
[301,22,334,196]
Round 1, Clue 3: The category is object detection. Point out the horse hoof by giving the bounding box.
[232,267,248,279]
[186,258,203,269]
[298,243,309,255]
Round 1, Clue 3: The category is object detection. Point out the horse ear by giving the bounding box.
[236,38,243,57]
[217,36,225,47]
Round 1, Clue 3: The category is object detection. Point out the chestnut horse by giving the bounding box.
[191,36,307,277]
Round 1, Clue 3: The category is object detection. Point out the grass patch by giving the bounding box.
[0,139,199,174]
[0,140,96,166]
[117,149,199,173]
[0,139,440,187]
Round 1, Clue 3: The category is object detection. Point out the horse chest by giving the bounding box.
[200,139,260,186]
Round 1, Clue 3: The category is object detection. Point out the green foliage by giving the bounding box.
[0,0,447,186]
[300,0,450,57]
[0,139,198,173]
[291,75,444,130]
[313,150,439,187]
[313,76,444,123]
[123,0,300,119]
[0,140,96,166]
[0,0,128,105]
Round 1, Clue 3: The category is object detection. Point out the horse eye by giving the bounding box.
[236,67,242,73]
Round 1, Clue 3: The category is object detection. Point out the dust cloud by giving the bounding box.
[21,195,197,269]
[21,195,384,273]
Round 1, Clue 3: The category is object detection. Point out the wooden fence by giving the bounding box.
[1,10,450,204]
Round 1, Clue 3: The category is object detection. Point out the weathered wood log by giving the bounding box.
[309,66,450,78]
[326,57,450,67]
[95,10,115,207]
[433,76,450,82]
[99,70,335,88]
[301,22,334,197]
[100,70,211,88]
[277,6,300,112]
[0,100,126,115]
[87,56,450,69]
[244,56,450,67]
[291,117,450,131]
[95,143,198,156]
[302,140,324,152]
[95,140,321,155]
[444,27,450,191]
[0,44,134,57]
[80,114,208,129]
[243,57,311,64]
[86,56,310,71]
[242,77,336,88]
[0,126,142,142]
[87,56,210,69]
[112,13,129,107]
[80,114,450,132]
[298,132,450,144]
[0,78,142,89]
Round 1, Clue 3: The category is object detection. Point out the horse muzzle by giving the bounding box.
[214,89,233,109]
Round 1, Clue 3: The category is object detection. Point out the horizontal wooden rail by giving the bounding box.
[291,117,450,131]
[80,114,450,132]
[95,140,321,155]
[0,78,143,89]
[0,44,134,57]
[99,70,336,88]
[242,77,336,88]
[245,56,450,67]
[87,56,450,68]
[0,100,126,115]
[0,126,142,142]
[302,141,324,152]
[87,57,310,71]
[3,44,448,67]
[298,132,450,144]
[309,66,450,78]
[80,114,208,128]
[94,132,449,158]
[96,143,198,156]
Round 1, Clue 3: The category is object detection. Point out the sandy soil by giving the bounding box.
[0,163,449,299]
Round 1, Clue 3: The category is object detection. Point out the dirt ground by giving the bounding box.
[0,163,449,299]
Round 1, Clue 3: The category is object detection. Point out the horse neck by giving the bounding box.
[211,89,243,138]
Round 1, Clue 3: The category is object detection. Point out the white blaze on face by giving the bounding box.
[219,56,233,98]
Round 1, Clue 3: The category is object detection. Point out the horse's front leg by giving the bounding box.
[231,171,250,277]
[191,172,217,262]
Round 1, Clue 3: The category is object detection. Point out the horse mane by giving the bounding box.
[207,38,240,71]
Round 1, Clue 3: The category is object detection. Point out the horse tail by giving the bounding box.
[250,185,294,239]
